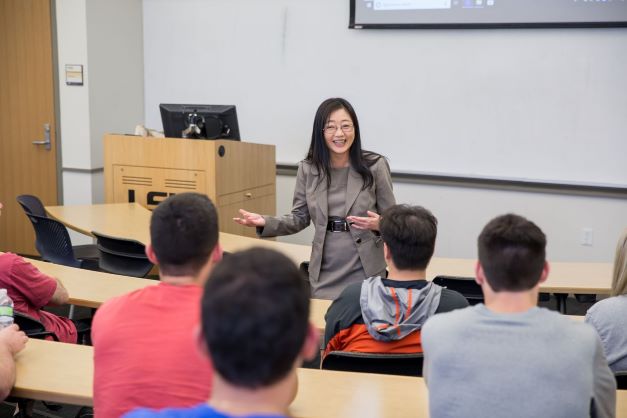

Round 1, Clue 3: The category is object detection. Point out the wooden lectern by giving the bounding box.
[104,134,276,237]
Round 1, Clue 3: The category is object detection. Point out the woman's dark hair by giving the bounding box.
[305,97,382,190]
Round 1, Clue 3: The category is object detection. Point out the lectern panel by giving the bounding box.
[113,165,206,209]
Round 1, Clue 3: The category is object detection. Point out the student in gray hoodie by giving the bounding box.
[323,204,468,357]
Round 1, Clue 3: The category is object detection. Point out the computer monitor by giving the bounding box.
[159,104,240,140]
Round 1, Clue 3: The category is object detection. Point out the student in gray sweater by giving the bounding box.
[422,214,616,418]
[586,228,627,373]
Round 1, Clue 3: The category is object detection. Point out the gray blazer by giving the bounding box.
[260,157,396,285]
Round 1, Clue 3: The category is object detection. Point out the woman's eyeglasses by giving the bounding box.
[323,124,354,135]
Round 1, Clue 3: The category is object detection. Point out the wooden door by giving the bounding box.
[0,0,59,254]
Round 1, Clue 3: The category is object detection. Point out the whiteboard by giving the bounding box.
[143,0,627,188]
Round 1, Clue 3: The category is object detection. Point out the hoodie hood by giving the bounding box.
[360,276,442,342]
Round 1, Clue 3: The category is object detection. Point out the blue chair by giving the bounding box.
[16,194,99,265]
[22,214,84,268]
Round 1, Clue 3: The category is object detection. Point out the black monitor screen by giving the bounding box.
[159,104,240,140]
[350,0,627,29]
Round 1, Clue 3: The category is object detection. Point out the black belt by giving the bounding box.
[327,217,350,232]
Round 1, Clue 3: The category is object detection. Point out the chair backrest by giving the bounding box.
[16,194,47,217]
[616,371,627,390]
[92,231,153,277]
[16,194,49,255]
[23,214,82,268]
[14,312,58,341]
[433,275,484,305]
[321,351,424,377]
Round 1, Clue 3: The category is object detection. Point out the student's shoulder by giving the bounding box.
[423,304,475,337]
[587,295,627,317]
[537,308,599,343]
[0,252,36,273]
[123,404,214,418]
[326,281,362,318]
[363,152,389,172]
[95,285,159,321]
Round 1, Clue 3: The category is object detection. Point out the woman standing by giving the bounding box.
[234,98,395,299]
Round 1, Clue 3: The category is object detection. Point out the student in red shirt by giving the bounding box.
[0,202,78,343]
[92,193,223,418]
[124,248,319,418]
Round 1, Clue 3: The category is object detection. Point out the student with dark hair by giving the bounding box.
[92,193,223,418]
[234,97,395,299]
[124,248,319,418]
[323,205,468,356]
[422,214,616,418]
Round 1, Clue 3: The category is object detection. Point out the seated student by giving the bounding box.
[124,247,319,418]
[422,214,616,418]
[324,204,468,356]
[586,228,627,372]
[0,324,28,401]
[0,202,80,343]
[92,193,223,418]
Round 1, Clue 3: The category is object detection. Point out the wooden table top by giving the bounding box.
[13,339,627,417]
[23,256,331,332]
[45,203,311,265]
[27,257,158,308]
[45,203,613,295]
[12,339,425,417]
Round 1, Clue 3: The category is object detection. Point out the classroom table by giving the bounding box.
[12,339,627,417]
[45,203,311,266]
[12,339,427,417]
[46,203,613,296]
[19,256,331,332]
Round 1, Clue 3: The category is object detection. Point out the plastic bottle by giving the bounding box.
[0,289,14,329]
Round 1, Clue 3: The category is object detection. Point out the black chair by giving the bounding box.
[616,371,627,390]
[92,231,153,277]
[16,194,99,263]
[14,311,92,345]
[433,276,484,305]
[13,312,58,341]
[21,214,84,268]
[321,351,424,377]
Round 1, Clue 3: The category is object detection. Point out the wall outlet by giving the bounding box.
[580,228,594,247]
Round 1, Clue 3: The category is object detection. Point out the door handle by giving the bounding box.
[32,124,51,151]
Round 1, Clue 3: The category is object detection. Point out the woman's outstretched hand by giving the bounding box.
[233,209,266,227]
[347,211,381,231]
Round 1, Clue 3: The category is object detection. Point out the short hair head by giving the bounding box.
[201,248,310,389]
[379,204,437,270]
[478,214,547,292]
[611,229,627,296]
[149,193,218,276]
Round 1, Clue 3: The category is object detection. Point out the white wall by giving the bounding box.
[142,0,627,188]
[141,0,627,263]
[86,0,145,168]
[55,0,144,243]
[275,174,627,263]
